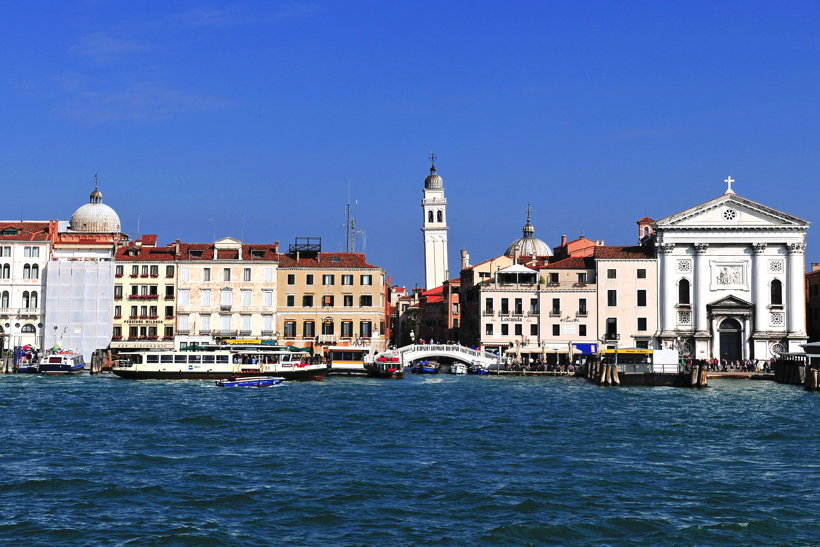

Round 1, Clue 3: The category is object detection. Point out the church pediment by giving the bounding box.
[655,193,809,230]
[707,294,752,309]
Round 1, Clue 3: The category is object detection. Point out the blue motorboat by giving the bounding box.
[215,376,284,388]
[410,360,440,374]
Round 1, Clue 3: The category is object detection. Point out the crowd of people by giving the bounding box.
[683,358,772,373]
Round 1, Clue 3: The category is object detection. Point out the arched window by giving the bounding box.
[771,279,783,306]
[22,291,30,308]
[678,279,690,305]
[32,264,39,279]
[30,291,38,308]
[2,263,11,279]
[23,264,30,279]
[643,226,650,236]
[428,210,433,223]
[437,210,443,223]
[1,291,8,308]
[21,324,36,333]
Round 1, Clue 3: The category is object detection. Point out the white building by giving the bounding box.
[0,221,55,350]
[43,184,124,362]
[421,155,449,290]
[654,178,809,361]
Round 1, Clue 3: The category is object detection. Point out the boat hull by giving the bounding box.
[39,365,86,375]
[112,367,327,381]
[216,376,284,388]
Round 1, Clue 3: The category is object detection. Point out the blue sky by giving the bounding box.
[1,1,818,287]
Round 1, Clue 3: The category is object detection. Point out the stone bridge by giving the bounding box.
[376,344,501,368]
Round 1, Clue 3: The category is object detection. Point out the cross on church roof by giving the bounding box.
[724,176,735,195]
[430,151,437,166]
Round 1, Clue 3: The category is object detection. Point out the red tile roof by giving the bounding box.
[593,245,654,259]
[116,246,177,261]
[0,222,54,241]
[277,252,378,269]
[140,234,158,246]
[540,257,596,270]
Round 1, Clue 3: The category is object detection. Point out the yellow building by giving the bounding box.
[112,235,177,350]
[276,238,388,354]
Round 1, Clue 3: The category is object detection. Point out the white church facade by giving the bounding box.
[654,179,809,362]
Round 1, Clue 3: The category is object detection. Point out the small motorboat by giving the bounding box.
[366,356,404,379]
[38,352,86,375]
[411,360,440,374]
[215,376,284,388]
[449,363,468,374]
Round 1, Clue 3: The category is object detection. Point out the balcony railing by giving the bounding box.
[239,330,252,336]
[177,329,190,335]
[220,304,232,311]
[212,329,238,337]
[549,310,561,317]
[261,330,274,337]
[128,294,159,300]
[576,310,588,317]
[483,310,494,316]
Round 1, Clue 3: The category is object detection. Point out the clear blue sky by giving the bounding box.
[1,1,818,287]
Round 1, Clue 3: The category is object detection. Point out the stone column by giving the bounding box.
[787,243,807,335]
[694,243,709,333]
[657,242,676,336]
[752,243,768,336]
[711,316,720,360]
[742,314,751,359]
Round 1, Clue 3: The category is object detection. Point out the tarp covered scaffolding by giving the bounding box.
[44,259,114,363]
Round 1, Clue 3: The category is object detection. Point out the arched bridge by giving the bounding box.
[377,344,500,368]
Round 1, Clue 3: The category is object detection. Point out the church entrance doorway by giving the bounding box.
[719,318,742,362]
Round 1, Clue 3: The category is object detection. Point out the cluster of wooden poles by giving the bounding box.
[688,362,709,388]
[586,361,621,386]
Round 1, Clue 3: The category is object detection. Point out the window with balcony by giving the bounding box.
[165,306,174,318]
[115,265,123,277]
[500,298,509,315]
[131,265,139,276]
[141,265,149,276]
[165,286,175,299]
[485,298,494,314]
[150,265,158,277]
[166,265,174,278]
[577,272,587,284]
[221,290,232,309]
[114,305,122,318]
[514,298,523,315]
[578,298,587,316]
[549,272,559,284]
[130,306,138,317]
[605,318,618,339]
[322,320,334,335]
[551,298,560,315]
[114,285,123,299]
[0,290,8,308]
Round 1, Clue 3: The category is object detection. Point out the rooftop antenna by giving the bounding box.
[136,214,141,238]
[208,218,216,241]
[240,214,245,242]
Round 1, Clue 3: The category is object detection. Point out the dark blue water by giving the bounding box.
[1,374,818,546]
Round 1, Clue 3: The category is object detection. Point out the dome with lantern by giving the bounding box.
[505,206,552,257]
[69,180,122,233]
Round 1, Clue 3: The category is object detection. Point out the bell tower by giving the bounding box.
[421,153,449,289]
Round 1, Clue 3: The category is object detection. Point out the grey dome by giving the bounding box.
[505,209,552,257]
[70,184,121,233]
[424,164,443,190]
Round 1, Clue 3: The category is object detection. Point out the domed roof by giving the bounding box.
[69,182,121,233]
[424,154,443,189]
[505,207,552,257]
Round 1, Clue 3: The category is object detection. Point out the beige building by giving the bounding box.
[112,235,177,350]
[276,239,388,353]
[594,245,657,349]
[174,237,279,347]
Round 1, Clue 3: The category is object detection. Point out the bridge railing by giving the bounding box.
[394,344,499,362]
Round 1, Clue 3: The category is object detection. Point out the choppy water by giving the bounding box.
[1,374,818,546]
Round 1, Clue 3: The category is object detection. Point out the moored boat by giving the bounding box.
[112,345,328,381]
[411,360,439,374]
[216,376,284,388]
[327,346,372,375]
[366,356,403,379]
[449,362,469,374]
[38,352,86,375]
